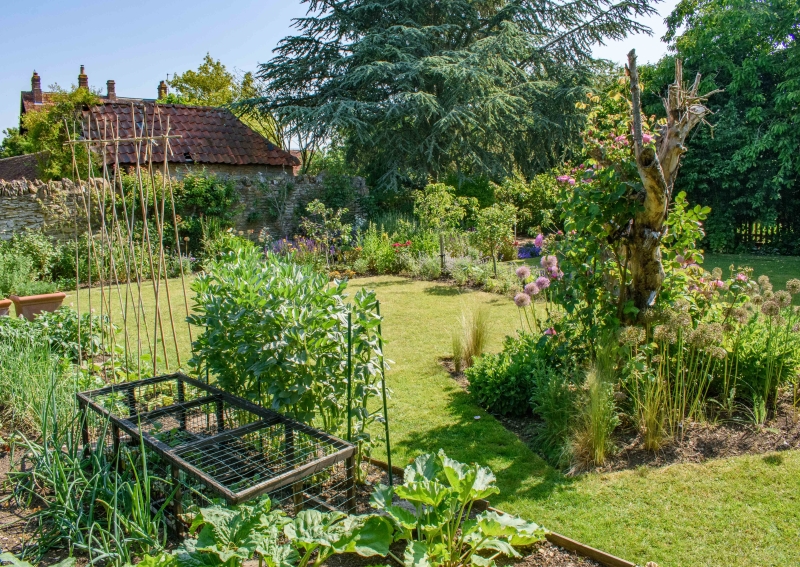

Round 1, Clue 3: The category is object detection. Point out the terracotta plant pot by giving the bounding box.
[0,298,11,317]
[10,292,66,321]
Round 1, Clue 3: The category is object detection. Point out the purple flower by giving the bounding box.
[556,175,570,182]
[514,293,532,308]
[736,273,748,282]
[534,234,544,248]
[544,327,557,336]
[541,255,558,269]
[524,282,540,296]
[535,276,550,290]
[516,266,531,280]
[642,133,654,144]
[713,280,725,289]
[568,178,576,186]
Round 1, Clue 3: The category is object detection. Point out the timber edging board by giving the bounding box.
[367,457,638,567]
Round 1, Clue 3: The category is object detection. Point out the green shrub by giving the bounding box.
[466,333,541,417]
[188,248,387,445]
[413,254,442,280]
[4,231,56,279]
[0,253,34,297]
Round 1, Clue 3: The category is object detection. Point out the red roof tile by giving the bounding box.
[82,101,299,167]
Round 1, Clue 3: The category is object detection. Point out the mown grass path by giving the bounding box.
[72,273,800,567]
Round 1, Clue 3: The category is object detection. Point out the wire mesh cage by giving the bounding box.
[77,373,357,525]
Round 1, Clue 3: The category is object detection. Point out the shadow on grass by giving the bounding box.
[394,384,576,504]
[356,277,415,288]
[423,285,464,297]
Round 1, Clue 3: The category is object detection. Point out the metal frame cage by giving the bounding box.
[77,373,357,519]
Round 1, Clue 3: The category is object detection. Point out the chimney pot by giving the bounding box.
[78,65,89,89]
[31,71,43,104]
[106,80,116,101]
[158,80,168,100]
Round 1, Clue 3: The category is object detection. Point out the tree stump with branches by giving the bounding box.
[626,49,719,313]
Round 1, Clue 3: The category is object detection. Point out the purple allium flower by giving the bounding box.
[540,255,558,269]
[514,293,532,308]
[524,282,540,296]
[535,276,550,290]
[516,266,531,280]
[534,233,544,248]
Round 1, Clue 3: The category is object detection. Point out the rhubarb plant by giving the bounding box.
[371,451,546,567]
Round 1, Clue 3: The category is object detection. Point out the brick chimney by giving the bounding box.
[31,71,43,104]
[158,80,168,99]
[106,80,116,101]
[78,65,89,89]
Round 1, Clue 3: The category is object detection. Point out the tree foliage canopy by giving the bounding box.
[643,0,800,253]
[253,0,656,199]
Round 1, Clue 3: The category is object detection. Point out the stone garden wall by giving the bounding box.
[0,173,367,241]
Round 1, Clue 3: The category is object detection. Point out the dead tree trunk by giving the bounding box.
[626,50,718,313]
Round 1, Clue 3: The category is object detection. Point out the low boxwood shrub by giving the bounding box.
[466,333,544,417]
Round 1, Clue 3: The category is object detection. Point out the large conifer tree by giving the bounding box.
[252,0,655,197]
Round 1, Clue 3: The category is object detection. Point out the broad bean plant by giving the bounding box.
[189,248,387,446]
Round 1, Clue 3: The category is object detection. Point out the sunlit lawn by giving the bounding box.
[68,257,800,567]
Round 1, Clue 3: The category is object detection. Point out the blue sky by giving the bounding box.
[0,0,679,140]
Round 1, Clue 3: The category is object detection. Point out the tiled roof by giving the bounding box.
[21,91,145,115]
[0,153,41,181]
[83,102,299,167]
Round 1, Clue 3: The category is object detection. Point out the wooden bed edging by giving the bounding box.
[367,457,637,567]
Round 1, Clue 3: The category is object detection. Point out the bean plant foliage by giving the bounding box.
[189,248,388,443]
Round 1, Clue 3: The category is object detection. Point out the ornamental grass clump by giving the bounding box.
[452,306,491,372]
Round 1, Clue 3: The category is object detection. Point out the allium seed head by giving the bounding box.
[786,278,800,295]
[775,290,792,308]
[619,326,646,346]
[711,267,723,280]
[761,300,780,318]
[752,295,764,305]
[514,293,531,308]
[758,275,770,287]
[653,325,677,344]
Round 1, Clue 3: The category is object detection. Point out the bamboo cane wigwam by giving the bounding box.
[78,373,357,515]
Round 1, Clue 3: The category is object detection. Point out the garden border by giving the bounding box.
[366,458,636,567]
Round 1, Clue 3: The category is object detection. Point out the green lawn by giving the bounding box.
[68,263,800,567]
[705,253,800,303]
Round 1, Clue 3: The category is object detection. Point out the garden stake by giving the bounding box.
[376,300,393,486]
[439,232,445,272]
[347,311,353,442]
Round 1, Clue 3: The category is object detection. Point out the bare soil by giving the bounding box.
[325,541,601,567]
[441,357,800,473]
